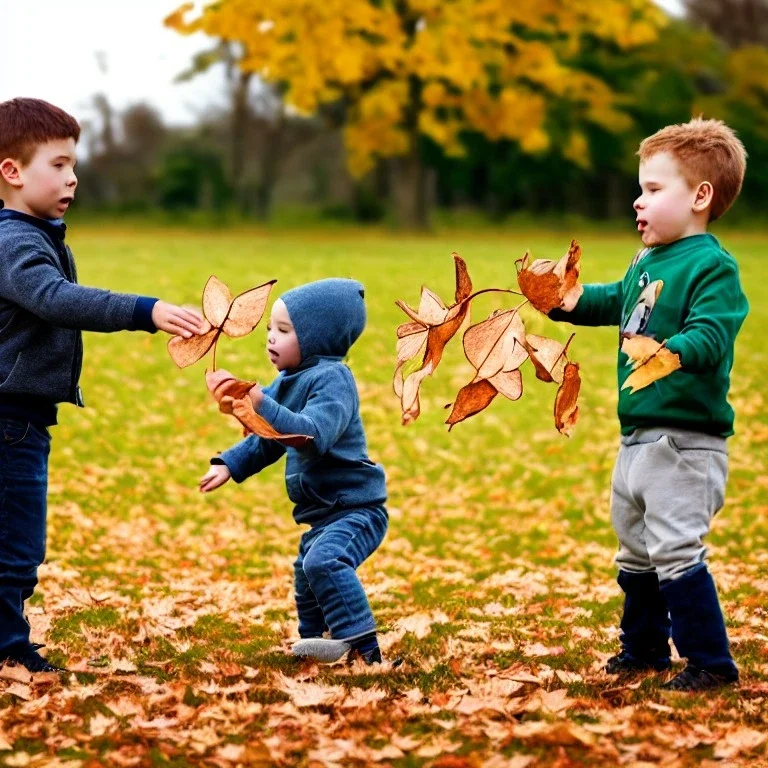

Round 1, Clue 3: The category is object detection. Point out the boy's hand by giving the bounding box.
[199,464,231,493]
[152,301,207,338]
[206,369,235,394]
[527,259,583,312]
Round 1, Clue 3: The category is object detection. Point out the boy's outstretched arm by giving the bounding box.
[0,235,204,335]
[249,365,356,456]
[525,257,623,326]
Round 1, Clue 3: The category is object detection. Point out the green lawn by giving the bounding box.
[2,225,767,767]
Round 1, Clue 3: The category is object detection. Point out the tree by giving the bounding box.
[683,0,768,48]
[166,0,665,228]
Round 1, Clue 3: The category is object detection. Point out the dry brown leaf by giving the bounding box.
[621,345,682,393]
[445,379,498,429]
[516,240,582,314]
[554,362,580,436]
[168,276,276,368]
[463,309,527,379]
[394,254,473,424]
[205,371,312,446]
[524,333,574,384]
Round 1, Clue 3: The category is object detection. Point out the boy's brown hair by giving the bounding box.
[637,117,747,222]
[0,98,80,167]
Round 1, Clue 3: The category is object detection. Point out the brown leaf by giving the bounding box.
[621,345,681,393]
[516,240,582,314]
[446,379,498,429]
[230,396,312,448]
[463,309,527,379]
[490,369,523,401]
[394,254,472,425]
[222,281,275,338]
[168,276,276,368]
[168,326,219,368]
[554,362,580,436]
[524,333,574,384]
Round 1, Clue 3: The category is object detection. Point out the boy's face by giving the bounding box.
[266,299,302,371]
[0,138,78,220]
[634,151,706,247]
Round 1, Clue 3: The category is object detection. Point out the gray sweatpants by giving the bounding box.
[611,428,728,582]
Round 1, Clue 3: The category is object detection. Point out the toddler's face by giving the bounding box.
[14,138,78,220]
[634,151,703,247]
[266,299,302,371]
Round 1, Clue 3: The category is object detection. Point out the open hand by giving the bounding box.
[199,464,231,493]
[152,301,207,338]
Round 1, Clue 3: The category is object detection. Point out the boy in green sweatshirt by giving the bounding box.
[546,118,749,691]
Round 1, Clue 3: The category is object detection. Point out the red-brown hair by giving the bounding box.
[0,98,80,166]
[638,117,747,221]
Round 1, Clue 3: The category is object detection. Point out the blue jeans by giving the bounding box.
[294,506,387,641]
[0,419,50,657]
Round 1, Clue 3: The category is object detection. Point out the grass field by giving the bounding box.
[1,225,767,767]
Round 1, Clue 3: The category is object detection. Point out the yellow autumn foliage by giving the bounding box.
[166,0,665,175]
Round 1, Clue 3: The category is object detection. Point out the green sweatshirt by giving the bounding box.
[552,233,749,437]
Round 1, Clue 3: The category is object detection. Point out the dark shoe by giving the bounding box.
[605,651,670,674]
[662,665,738,692]
[346,647,403,667]
[3,646,66,674]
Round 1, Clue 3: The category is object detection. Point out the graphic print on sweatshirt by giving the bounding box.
[621,248,664,340]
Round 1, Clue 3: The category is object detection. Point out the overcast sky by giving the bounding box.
[0,0,686,128]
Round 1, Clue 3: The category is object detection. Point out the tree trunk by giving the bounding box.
[230,70,253,214]
[254,109,285,220]
[390,145,431,230]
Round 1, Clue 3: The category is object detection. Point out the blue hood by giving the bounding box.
[281,278,366,359]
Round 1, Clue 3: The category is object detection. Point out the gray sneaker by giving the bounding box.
[291,638,352,663]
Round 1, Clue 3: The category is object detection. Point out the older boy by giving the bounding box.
[546,118,748,691]
[0,97,205,673]
[200,279,389,665]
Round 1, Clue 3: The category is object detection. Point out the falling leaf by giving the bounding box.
[621,341,681,393]
[554,362,580,436]
[168,276,276,368]
[206,372,312,447]
[394,254,473,424]
[516,240,582,314]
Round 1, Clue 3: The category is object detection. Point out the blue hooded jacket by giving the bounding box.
[215,279,387,525]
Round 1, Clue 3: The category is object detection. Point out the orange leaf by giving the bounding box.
[223,281,277,338]
[394,254,472,425]
[621,346,681,393]
[445,378,498,429]
[490,369,523,400]
[167,276,276,369]
[516,240,582,314]
[230,396,312,448]
[167,326,219,368]
[621,334,664,369]
[554,362,580,436]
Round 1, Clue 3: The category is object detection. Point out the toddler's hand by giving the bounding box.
[199,464,231,493]
[248,384,264,411]
[152,301,207,338]
[206,368,235,394]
